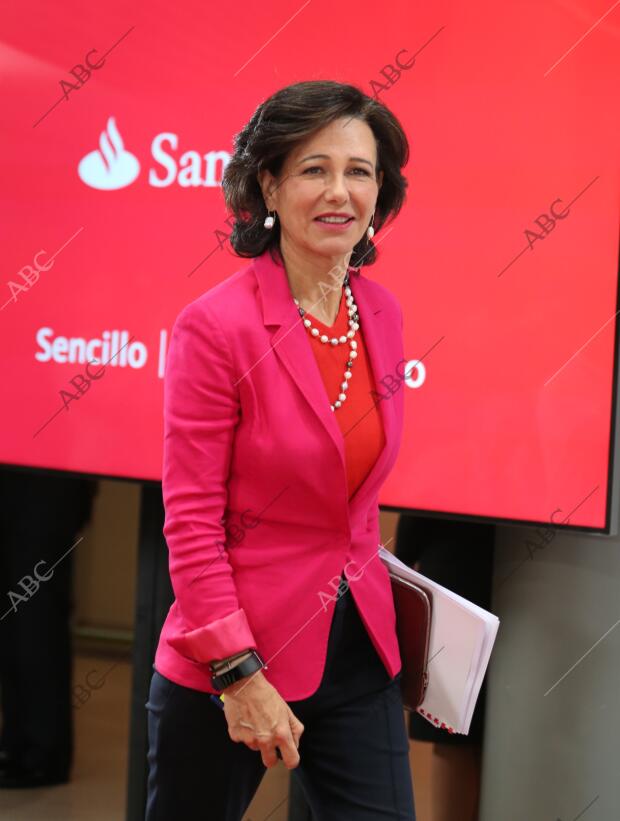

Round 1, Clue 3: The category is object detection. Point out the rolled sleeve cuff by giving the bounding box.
[167,608,257,664]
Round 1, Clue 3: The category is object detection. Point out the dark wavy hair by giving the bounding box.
[221,80,409,268]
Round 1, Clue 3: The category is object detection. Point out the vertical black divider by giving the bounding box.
[126,483,173,820]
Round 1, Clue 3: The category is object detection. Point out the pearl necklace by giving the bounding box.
[293,273,360,412]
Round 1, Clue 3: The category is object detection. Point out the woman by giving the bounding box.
[145,79,412,820]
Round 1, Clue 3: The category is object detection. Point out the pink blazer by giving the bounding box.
[154,247,405,700]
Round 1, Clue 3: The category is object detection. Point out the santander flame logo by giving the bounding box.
[78,117,140,190]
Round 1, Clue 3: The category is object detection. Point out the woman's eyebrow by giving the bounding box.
[297,153,374,168]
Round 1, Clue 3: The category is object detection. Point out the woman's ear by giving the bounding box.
[257,169,273,210]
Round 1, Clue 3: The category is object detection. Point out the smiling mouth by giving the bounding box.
[314,216,354,224]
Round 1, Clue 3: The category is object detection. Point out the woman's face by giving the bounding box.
[258,116,383,262]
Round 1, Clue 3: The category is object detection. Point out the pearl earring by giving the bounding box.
[264,210,276,230]
[367,212,375,240]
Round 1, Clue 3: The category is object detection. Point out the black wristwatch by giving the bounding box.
[210,649,265,692]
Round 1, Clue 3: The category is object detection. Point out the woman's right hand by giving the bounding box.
[221,670,304,769]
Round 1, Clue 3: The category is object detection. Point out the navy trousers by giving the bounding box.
[145,578,416,820]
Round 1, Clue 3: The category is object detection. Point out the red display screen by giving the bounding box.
[1,0,619,530]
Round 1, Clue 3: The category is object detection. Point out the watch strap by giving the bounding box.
[211,650,264,691]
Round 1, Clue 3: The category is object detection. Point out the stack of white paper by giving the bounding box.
[379,546,500,735]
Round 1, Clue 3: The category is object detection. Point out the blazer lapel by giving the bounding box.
[252,250,395,503]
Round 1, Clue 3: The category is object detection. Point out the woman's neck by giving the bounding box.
[278,242,352,325]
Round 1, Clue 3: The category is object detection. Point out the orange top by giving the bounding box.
[304,285,386,498]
